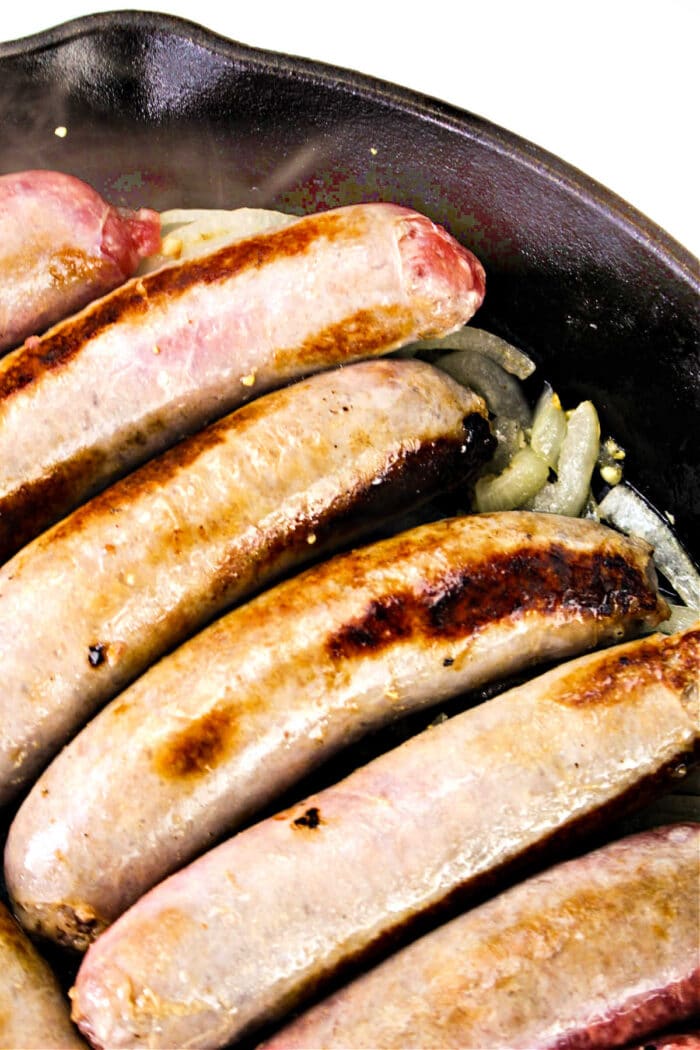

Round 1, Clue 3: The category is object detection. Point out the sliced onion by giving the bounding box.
[435,350,532,429]
[138,207,298,274]
[599,483,700,608]
[657,605,700,635]
[488,418,526,474]
[530,383,567,469]
[405,326,536,379]
[474,446,550,512]
[528,401,600,517]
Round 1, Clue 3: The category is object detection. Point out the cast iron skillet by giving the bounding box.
[0,10,698,1044]
[0,10,698,550]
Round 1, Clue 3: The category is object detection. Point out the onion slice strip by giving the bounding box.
[657,605,700,635]
[474,447,549,512]
[435,350,532,429]
[138,207,298,273]
[599,483,700,608]
[405,326,536,379]
[528,401,600,517]
[530,384,567,469]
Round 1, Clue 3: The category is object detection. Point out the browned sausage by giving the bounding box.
[0,357,491,805]
[4,512,667,949]
[70,626,699,1049]
[261,824,700,1050]
[0,202,485,561]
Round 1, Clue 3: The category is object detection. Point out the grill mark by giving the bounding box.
[154,707,240,781]
[551,627,700,708]
[0,442,109,562]
[0,211,348,400]
[149,421,493,784]
[326,546,663,663]
[210,414,494,608]
[275,305,415,367]
[46,247,102,290]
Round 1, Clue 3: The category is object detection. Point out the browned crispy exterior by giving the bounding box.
[5,512,667,949]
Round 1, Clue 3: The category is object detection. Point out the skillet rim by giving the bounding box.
[0,8,698,287]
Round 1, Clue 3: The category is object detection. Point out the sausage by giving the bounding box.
[260,824,700,1050]
[4,512,668,950]
[0,900,85,1048]
[0,169,160,354]
[69,625,700,1050]
[0,358,492,806]
[0,201,485,562]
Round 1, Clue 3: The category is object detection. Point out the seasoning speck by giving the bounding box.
[88,644,107,667]
[161,234,183,259]
[293,807,322,829]
[241,373,256,387]
[54,126,68,138]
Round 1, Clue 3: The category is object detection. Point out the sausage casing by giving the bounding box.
[0,358,491,805]
[70,625,700,1049]
[4,512,668,949]
[0,201,485,560]
[262,824,700,1050]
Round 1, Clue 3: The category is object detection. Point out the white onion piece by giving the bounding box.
[657,605,700,635]
[599,483,700,608]
[528,401,600,517]
[435,350,532,429]
[530,384,567,469]
[138,207,298,274]
[489,418,526,473]
[405,326,535,379]
[474,446,550,512]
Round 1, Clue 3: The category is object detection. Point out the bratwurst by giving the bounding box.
[0,169,159,354]
[261,824,700,1050]
[4,512,668,949]
[0,201,485,561]
[0,358,491,805]
[70,625,700,1050]
[0,900,84,1048]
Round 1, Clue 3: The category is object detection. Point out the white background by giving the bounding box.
[1,1,698,260]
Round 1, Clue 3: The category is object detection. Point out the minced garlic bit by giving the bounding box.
[54,126,68,138]
[385,687,400,701]
[600,464,623,486]
[125,574,135,586]
[240,372,256,387]
[306,533,317,545]
[152,345,161,355]
[604,437,626,461]
[161,234,184,259]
